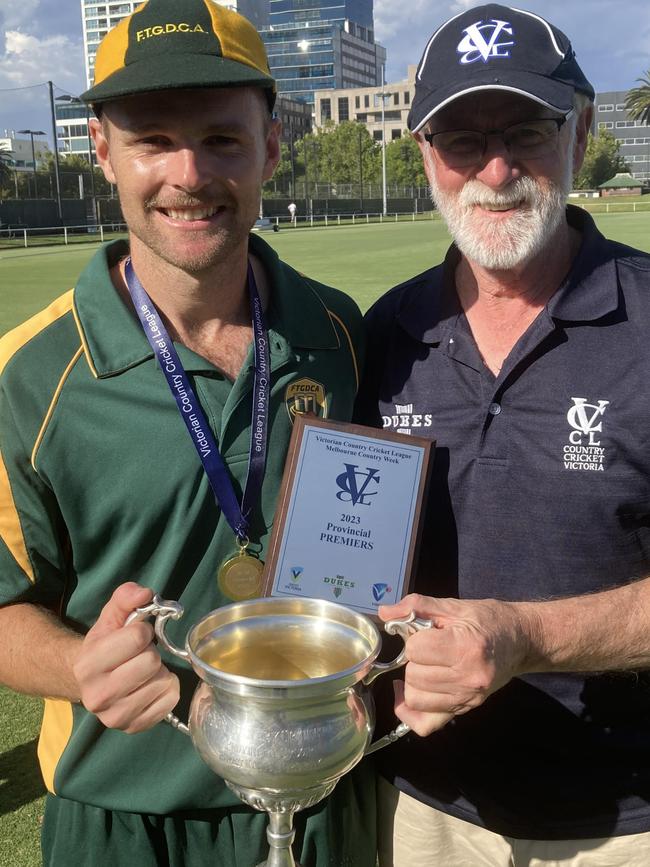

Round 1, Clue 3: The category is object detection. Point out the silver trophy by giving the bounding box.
[127,595,431,867]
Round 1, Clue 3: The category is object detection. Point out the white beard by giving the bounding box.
[430,171,572,270]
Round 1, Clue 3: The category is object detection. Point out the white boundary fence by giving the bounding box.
[0,223,127,249]
[574,201,650,214]
[0,214,439,249]
[267,210,441,230]
[1,200,649,250]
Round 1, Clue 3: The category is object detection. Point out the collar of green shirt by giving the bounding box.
[73,232,341,379]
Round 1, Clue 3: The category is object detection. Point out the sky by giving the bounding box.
[0,0,648,149]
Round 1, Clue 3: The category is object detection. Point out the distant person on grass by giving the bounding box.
[355,4,650,866]
[0,1,374,865]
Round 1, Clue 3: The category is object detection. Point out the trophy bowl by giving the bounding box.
[128,595,431,867]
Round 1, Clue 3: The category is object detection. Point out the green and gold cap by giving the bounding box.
[81,0,276,108]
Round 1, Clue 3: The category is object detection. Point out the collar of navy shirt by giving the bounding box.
[397,206,621,357]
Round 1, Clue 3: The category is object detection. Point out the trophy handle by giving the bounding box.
[362,611,433,756]
[125,594,191,736]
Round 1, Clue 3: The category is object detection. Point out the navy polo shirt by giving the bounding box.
[356,206,650,839]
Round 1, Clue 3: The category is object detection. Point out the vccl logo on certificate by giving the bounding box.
[263,416,434,617]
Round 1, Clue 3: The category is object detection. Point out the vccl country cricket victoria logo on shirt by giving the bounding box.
[563,397,609,472]
[457,18,514,64]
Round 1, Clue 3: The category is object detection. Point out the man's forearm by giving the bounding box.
[519,575,650,674]
[0,603,82,701]
[0,585,182,734]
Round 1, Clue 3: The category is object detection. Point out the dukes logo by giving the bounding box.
[382,403,433,435]
[457,19,514,64]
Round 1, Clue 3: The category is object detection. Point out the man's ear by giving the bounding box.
[89,117,117,185]
[412,129,437,187]
[262,116,282,182]
[573,104,593,175]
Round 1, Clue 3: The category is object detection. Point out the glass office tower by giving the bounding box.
[261,0,385,105]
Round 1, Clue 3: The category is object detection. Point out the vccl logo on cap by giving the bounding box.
[457,18,514,64]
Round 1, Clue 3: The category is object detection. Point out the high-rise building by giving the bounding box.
[0,133,50,171]
[269,0,373,30]
[260,0,385,106]
[56,0,270,161]
[594,91,650,185]
[313,66,416,142]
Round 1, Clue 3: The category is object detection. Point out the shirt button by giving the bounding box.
[488,402,501,416]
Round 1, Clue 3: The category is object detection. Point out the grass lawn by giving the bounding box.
[2,210,650,333]
[1,210,650,863]
[0,218,454,333]
[0,690,45,866]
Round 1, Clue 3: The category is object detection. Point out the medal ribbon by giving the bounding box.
[124,258,270,543]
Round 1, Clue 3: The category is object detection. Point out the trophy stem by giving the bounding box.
[257,809,299,867]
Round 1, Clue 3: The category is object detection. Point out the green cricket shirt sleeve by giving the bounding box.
[0,385,70,606]
[0,324,74,607]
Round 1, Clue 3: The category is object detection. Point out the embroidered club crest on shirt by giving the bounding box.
[563,397,610,472]
[285,378,328,421]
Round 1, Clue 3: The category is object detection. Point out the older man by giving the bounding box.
[0,1,375,864]
[355,4,650,866]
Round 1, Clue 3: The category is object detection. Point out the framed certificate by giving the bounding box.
[263,415,434,618]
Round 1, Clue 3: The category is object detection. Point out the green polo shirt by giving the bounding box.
[0,233,364,813]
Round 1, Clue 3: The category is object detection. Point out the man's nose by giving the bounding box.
[475,136,520,189]
[168,147,212,192]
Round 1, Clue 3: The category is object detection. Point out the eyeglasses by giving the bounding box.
[423,111,573,168]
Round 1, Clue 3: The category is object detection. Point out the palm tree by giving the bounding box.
[0,143,14,191]
[625,70,650,126]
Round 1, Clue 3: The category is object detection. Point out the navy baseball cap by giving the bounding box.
[408,4,594,132]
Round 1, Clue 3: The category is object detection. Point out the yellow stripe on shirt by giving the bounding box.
[0,290,78,583]
[0,450,35,582]
[327,310,360,392]
[38,699,74,794]
[31,346,84,471]
[0,289,75,376]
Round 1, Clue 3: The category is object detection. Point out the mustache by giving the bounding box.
[457,176,541,209]
[145,194,230,210]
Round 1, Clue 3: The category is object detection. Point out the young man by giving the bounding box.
[355,4,650,865]
[0,1,375,864]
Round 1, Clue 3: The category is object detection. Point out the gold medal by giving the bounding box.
[218,543,264,601]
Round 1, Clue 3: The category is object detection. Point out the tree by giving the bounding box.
[37,153,113,199]
[0,143,14,194]
[573,129,628,189]
[263,142,296,197]
[625,70,650,126]
[385,134,428,189]
[293,122,381,192]
[262,122,431,199]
